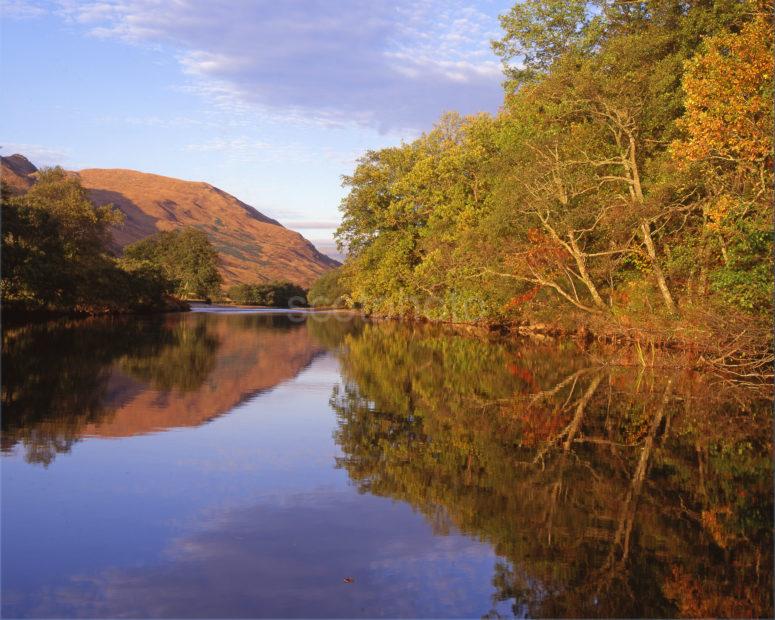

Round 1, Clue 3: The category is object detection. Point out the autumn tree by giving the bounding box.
[671,4,773,312]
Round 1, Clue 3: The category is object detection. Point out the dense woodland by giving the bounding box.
[314,0,772,354]
[227,281,308,307]
[124,228,223,301]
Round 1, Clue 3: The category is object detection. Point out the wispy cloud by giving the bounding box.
[0,0,46,19]
[45,0,507,132]
[184,136,359,167]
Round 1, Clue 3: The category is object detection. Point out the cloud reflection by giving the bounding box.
[21,492,508,618]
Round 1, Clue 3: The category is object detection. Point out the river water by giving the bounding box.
[2,309,772,618]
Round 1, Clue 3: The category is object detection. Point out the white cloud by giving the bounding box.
[49,0,509,132]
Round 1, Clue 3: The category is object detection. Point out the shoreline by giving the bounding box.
[4,303,770,383]
[1,297,191,326]
[359,311,773,383]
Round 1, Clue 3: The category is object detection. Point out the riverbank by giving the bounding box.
[1,295,190,325]
[362,306,773,385]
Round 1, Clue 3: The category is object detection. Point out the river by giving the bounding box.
[2,309,772,618]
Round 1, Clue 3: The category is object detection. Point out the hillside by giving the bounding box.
[1,155,338,287]
[0,154,36,194]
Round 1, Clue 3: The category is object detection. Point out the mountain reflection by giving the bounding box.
[1,314,323,465]
[330,322,773,618]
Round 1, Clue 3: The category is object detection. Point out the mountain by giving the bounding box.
[0,153,37,193]
[1,154,339,287]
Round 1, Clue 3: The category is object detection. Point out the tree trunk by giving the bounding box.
[569,235,606,309]
[562,373,603,451]
[639,220,677,314]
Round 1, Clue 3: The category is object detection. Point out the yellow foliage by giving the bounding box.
[672,9,773,169]
[704,194,734,231]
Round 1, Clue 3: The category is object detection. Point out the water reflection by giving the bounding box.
[1,314,327,464]
[1,315,771,618]
[330,322,773,618]
[22,492,505,618]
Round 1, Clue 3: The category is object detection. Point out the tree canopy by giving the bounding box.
[324,0,772,350]
[1,168,177,314]
[124,227,222,301]
[226,281,307,307]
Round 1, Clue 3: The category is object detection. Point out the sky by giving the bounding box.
[0,0,512,258]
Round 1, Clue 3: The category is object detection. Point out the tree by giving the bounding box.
[308,267,350,308]
[671,4,773,313]
[2,168,175,313]
[492,0,599,87]
[1,181,69,307]
[21,167,123,262]
[124,228,222,300]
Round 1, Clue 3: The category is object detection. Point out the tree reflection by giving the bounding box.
[331,322,773,618]
[119,316,219,392]
[1,316,220,465]
[2,314,327,466]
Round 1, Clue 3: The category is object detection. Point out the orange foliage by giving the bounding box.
[505,285,541,309]
[672,9,773,170]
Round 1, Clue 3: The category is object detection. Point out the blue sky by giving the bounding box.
[1,0,511,257]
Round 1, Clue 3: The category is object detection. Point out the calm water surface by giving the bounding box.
[2,310,772,618]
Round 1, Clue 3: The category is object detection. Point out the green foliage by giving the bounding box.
[226,281,307,307]
[492,0,598,86]
[1,184,69,306]
[334,0,773,329]
[124,227,222,300]
[1,170,176,314]
[308,267,350,308]
[709,217,773,313]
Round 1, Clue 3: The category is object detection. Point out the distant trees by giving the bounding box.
[325,0,773,338]
[124,228,222,300]
[226,281,307,307]
[1,168,176,314]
